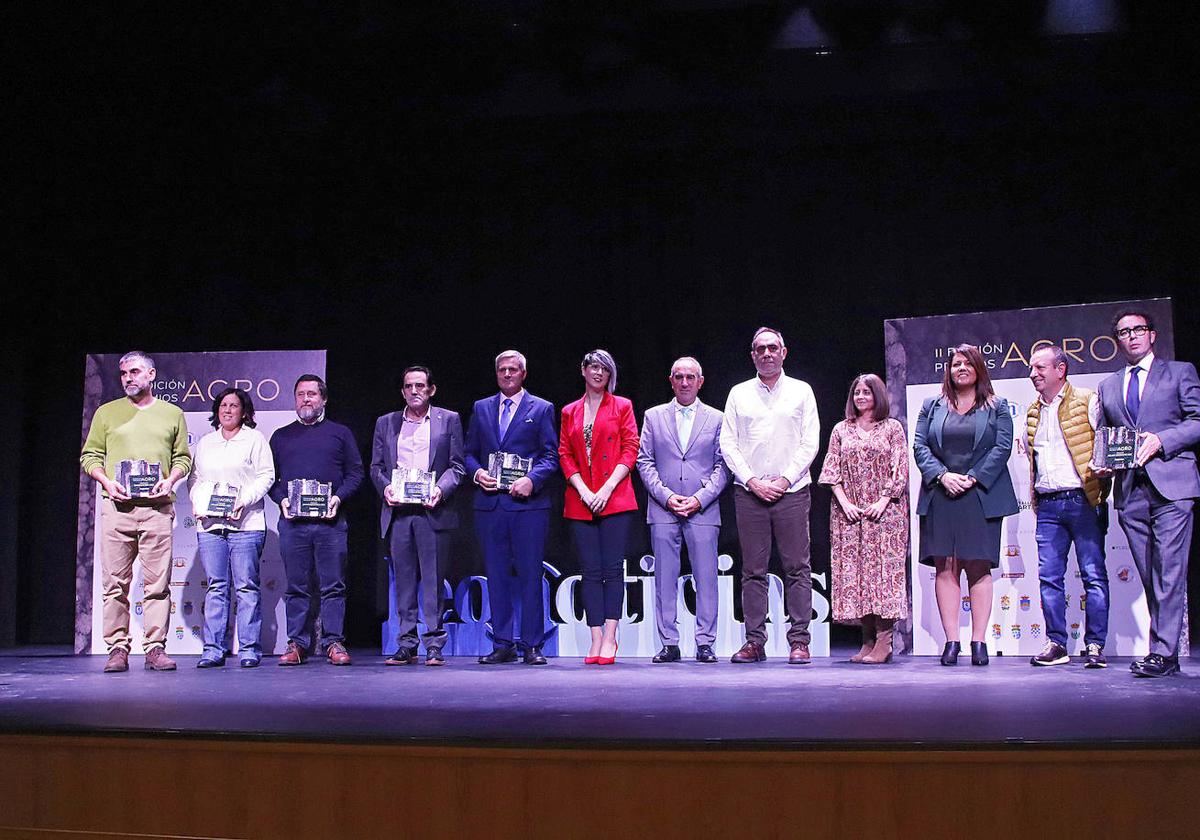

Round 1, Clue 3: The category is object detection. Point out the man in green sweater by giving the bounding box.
[80,351,192,672]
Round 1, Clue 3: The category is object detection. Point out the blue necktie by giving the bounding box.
[499,398,514,438]
[1126,367,1141,423]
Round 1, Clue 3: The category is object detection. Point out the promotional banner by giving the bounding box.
[884,299,1180,657]
[75,351,326,654]
[380,560,831,658]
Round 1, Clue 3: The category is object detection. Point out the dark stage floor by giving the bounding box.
[2,646,1198,750]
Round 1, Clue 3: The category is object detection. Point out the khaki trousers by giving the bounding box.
[100,498,174,653]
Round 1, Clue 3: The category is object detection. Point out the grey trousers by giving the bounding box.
[650,521,720,647]
[1119,481,1194,658]
[388,510,451,650]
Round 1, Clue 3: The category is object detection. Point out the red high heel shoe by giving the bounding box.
[597,642,618,666]
[583,654,600,665]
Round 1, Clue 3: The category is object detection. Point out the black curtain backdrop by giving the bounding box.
[8,5,1197,646]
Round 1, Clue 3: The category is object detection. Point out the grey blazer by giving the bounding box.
[1097,357,1200,507]
[636,400,729,526]
[370,407,466,536]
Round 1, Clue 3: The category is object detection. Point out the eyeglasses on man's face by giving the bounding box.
[1115,325,1151,339]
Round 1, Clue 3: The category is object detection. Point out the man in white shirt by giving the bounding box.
[1025,345,1110,669]
[720,327,820,664]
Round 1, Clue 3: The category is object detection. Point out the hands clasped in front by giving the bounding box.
[747,475,790,504]
[839,495,891,523]
[938,471,976,498]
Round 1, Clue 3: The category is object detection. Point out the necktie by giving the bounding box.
[676,406,693,449]
[1126,367,1141,424]
[499,398,514,438]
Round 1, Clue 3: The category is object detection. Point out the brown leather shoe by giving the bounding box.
[326,642,352,666]
[730,641,766,663]
[103,648,129,673]
[788,643,811,665]
[278,640,306,666]
[143,647,177,671]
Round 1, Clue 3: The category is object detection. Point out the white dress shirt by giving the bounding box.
[397,410,432,470]
[188,426,275,531]
[720,372,820,492]
[1122,351,1155,404]
[1032,383,1102,494]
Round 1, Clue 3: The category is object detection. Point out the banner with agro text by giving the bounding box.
[884,299,1181,657]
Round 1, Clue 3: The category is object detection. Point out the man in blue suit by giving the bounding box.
[636,356,729,663]
[465,350,560,665]
[1096,308,1200,677]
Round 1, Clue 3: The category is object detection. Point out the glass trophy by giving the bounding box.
[488,452,533,490]
[206,481,240,517]
[117,460,161,498]
[1097,426,1140,470]
[391,468,436,504]
[287,479,332,517]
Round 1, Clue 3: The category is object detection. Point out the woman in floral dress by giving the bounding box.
[818,373,909,664]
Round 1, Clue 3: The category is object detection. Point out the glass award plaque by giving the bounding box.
[117,460,161,497]
[391,468,436,504]
[287,479,332,517]
[206,481,240,517]
[488,452,533,490]
[1097,426,1140,470]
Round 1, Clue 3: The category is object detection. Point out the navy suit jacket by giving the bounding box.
[912,396,1019,519]
[370,407,465,537]
[1097,356,1200,507]
[464,392,559,512]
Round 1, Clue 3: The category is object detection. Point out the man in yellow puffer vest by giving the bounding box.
[1026,346,1111,669]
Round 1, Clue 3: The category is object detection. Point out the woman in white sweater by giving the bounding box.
[188,388,275,668]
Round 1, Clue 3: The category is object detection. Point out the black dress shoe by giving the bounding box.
[970,641,989,666]
[479,647,518,665]
[940,641,960,666]
[523,646,547,665]
[1132,653,1180,678]
[652,645,682,663]
[385,647,418,665]
[695,644,718,663]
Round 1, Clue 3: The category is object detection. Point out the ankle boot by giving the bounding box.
[970,641,989,666]
[940,641,961,665]
[850,615,876,663]
[863,617,894,664]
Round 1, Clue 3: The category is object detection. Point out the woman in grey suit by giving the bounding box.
[913,344,1019,666]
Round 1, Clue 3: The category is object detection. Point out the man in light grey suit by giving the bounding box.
[370,366,466,666]
[636,357,730,663]
[1096,308,1200,677]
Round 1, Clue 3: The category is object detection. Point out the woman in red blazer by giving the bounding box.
[559,349,640,664]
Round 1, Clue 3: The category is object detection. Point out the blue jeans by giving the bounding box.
[197,529,266,660]
[1034,490,1109,647]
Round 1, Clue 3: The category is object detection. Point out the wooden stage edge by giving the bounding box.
[1,734,1196,839]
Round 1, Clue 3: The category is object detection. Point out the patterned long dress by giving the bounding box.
[817,418,909,622]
